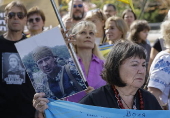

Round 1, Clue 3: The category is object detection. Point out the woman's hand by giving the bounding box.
[85,86,95,94]
[33,93,49,113]
[61,28,76,45]
[64,17,73,30]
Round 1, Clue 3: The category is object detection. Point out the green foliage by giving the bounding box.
[51,45,70,59]
[59,0,167,23]
[141,9,166,23]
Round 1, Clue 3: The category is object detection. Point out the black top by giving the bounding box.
[138,43,151,70]
[0,35,36,118]
[79,85,162,110]
[153,38,162,52]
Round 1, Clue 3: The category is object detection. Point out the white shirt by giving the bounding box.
[148,51,170,109]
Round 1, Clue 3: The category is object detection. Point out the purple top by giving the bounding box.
[66,54,106,102]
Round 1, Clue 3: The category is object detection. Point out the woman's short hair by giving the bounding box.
[85,8,107,22]
[101,40,146,87]
[27,6,45,22]
[5,1,27,16]
[122,9,137,20]
[72,20,104,60]
[104,16,128,40]
[128,20,150,43]
[160,20,170,48]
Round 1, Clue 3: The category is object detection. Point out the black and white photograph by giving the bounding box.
[2,53,25,85]
[15,27,87,100]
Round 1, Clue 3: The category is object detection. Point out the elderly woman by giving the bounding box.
[80,40,162,110]
[33,41,161,117]
[26,6,46,36]
[148,20,170,110]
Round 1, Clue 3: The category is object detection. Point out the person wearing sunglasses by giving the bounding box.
[27,6,46,36]
[0,1,36,118]
[62,0,85,30]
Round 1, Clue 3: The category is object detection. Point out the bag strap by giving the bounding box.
[59,66,65,96]
[65,64,83,91]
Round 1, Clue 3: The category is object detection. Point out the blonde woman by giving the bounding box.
[66,20,106,102]
[100,16,128,57]
[148,20,170,110]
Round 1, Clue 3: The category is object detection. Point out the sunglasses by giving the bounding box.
[28,17,41,23]
[8,12,25,19]
[73,4,83,8]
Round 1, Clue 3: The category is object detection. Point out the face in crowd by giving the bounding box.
[102,41,146,88]
[27,13,45,33]
[72,21,96,51]
[75,27,95,50]
[123,11,136,27]
[103,5,116,18]
[105,20,123,43]
[119,56,146,88]
[72,0,85,21]
[138,29,149,42]
[5,6,26,32]
[85,9,106,38]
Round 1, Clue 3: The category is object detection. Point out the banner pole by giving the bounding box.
[50,0,88,86]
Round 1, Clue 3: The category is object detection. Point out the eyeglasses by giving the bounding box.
[73,4,83,8]
[8,12,25,19]
[28,17,41,23]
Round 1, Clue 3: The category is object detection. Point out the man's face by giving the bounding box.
[37,56,55,75]
[103,6,116,18]
[5,6,26,32]
[72,1,84,21]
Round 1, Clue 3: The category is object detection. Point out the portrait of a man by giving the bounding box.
[32,46,86,99]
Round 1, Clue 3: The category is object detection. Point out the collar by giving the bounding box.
[77,54,100,63]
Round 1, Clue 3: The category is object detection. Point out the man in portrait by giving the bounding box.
[32,46,86,99]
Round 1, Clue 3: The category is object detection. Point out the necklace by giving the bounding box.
[112,85,144,110]
[121,97,131,109]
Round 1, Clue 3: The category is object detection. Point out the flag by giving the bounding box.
[45,99,170,118]
[99,44,113,58]
[117,0,135,12]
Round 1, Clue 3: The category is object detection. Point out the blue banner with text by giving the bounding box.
[45,100,170,118]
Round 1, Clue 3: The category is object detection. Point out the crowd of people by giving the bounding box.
[0,0,170,118]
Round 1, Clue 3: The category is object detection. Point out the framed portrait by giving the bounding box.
[15,27,87,100]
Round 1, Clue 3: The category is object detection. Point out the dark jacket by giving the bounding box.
[79,85,162,110]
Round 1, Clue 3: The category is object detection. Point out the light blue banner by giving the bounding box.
[45,100,170,118]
